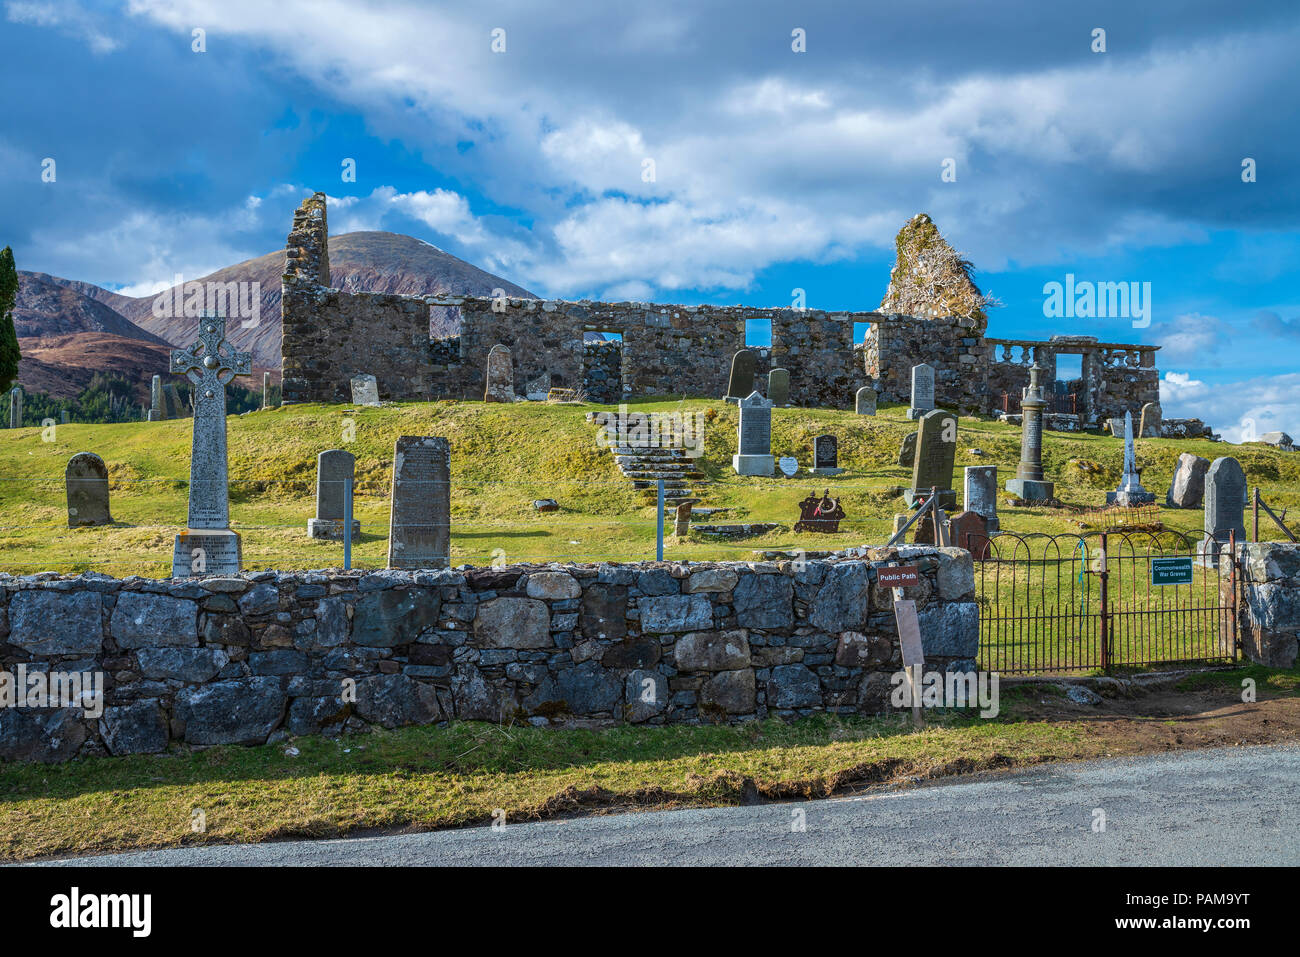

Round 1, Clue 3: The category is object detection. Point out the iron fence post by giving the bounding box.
[1229,527,1239,660]
[1253,487,1259,543]
[1098,532,1110,672]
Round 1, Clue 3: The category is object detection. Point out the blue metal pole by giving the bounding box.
[343,476,353,570]
[656,479,665,561]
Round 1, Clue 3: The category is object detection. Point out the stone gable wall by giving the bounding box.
[0,548,977,762]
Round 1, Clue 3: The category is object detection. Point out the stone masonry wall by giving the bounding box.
[0,548,977,762]
[1239,542,1300,668]
[280,191,1162,418]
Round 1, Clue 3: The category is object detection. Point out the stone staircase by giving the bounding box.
[610,445,705,502]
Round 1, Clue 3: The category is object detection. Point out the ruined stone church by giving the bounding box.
[280,193,1160,424]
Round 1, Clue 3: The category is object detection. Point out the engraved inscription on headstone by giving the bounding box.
[1199,456,1246,566]
[810,434,842,475]
[66,452,112,527]
[906,409,958,508]
[963,465,999,532]
[169,314,250,577]
[388,435,451,569]
[308,448,361,540]
[732,391,774,476]
[907,364,935,419]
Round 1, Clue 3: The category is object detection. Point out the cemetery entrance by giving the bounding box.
[976,530,1239,674]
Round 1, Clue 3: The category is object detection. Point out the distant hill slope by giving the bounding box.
[14,272,171,345]
[104,231,538,370]
[15,333,175,403]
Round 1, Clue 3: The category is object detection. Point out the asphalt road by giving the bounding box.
[39,744,1300,866]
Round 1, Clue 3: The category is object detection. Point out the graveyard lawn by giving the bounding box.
[1,398,1298,575]
[2,664,1297,861]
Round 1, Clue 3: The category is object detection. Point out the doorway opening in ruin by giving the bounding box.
[1054,353,1085,415]
[583,330,623,404]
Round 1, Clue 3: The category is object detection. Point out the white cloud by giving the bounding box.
[6,1,119,53]
[1162,370,1300,441]
[115,1,1300,300]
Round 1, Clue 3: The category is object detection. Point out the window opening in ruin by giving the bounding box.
[745,317,772,348]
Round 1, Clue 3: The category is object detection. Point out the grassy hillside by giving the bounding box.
[0,397,1297,577]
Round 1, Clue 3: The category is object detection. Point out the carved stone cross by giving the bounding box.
[170,314,250,576]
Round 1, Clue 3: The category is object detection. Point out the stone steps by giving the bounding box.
[595,423,705,503]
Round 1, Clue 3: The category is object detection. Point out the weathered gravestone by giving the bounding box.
[262,371,272,410]
[897,431,917,467]
[947,510,990,558]
[907,364,934,420]
[810,434,842,475]
[1005,364,1055,502]
[674,501,693,537]
[906,409,958,508]
[767,368,790,407]
[66,452,112,527]
[964,465,999,533]
[732,391,774,476]
[351,373,380,407]
[725,349,758,403]
[59,410,68,424]
[855,386,877,415]
[169,315,251,577]
[387,435,451,569]
[8,386,22,428]
[1166,452,1211,508]
[777,455,799,478]
[308,449,362,540]
[484,344,515,403]
[1199,456,1246,566]
[163,383,187,419]
[148,374,163,421]
[1139,401,1162,438]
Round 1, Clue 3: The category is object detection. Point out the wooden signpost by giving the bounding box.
[885,562,925,726]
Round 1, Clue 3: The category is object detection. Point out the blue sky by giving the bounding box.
[1,1,1298,437]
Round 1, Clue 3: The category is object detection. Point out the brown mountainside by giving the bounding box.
[14,272,171,345]
[111,231,537,369]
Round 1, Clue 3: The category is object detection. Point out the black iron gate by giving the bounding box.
[976,529,1239,674]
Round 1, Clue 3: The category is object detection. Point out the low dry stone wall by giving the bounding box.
[0,549,977,762]
[1240,543,1300,668]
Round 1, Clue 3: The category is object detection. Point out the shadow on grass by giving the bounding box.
[0,711,982,805]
